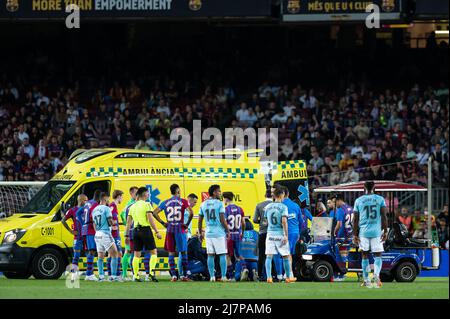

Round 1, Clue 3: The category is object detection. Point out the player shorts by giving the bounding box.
[359,236,384,253]
[73,239,83,251]
[165,231,187,253]
[205,236,227,255]
[227,239,242,258]
[114,237,122,253]
[94,232,115,254]
[85,235,97,250]
[288,233,300,255]
[265,234,290,257]
[133,226,156,252]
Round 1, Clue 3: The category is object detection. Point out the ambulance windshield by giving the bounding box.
[20,181,75,214]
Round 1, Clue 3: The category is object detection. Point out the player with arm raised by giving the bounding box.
[152,184,193,282]
[198,184,230,282]
[264,186,294,283]
[92,193,121,282]
[353,181,388,289]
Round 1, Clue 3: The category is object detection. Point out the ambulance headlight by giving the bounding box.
[2,229,26,244]
[302,254,313,261]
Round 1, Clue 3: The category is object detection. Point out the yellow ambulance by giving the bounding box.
[0,148,308,279]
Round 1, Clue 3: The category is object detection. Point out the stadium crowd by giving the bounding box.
[0,78,448,185]
[1,77,448,247]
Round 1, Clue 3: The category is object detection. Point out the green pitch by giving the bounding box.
[0,277,448,299]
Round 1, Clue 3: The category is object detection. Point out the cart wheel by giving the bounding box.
[394,262,417,282]
[312,260,333,282]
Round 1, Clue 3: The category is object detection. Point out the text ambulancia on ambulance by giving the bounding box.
[0,148,308,279]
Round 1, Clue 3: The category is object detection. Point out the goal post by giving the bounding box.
[0,182,46,217]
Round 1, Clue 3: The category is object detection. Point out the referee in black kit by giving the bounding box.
[125,186,162,282]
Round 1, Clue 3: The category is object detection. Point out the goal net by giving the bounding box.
[0,182,46,218]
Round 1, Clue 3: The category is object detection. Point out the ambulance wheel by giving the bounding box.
[312,260,333,282]
[395,261,417,282]
[380,272,394,282]
[3,271,31,279]
[32,248,66,279]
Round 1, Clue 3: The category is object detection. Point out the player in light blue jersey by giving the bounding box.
[92,193,120,282]
[353,181,387,289]
[198,185,230,282]
[264,186,296,283]
[178,193,198,278]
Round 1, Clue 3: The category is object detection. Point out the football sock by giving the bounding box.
[274,254,283,276]
[207,255,215,279]
[265,256,273,280]
[97,258,104,277]
[181,252,188,276]
[107,257,111,275]
[169,255,176,276]
[117,257,122,276]
[374,257,382,278]
[361,258,370,281]
[132,256,141,278]
[227,264,234,279]
[86,252,94,276]
[121,253,130,277]
[143,252,150,275]
[72,250,80,267]
[130,255,134,275]
[178,252,183,276]
[111,257,118,277]
[150,254,157,274]
[283,258,292,278]
[240,260,247,269]
[220,254,227,279]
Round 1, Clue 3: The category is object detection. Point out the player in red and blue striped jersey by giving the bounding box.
[222,192,247,281]
[61,194,88,270]
[152,184,193,282]
[107,190,124,278]
[81,190,101,281]
[333,194,354,281]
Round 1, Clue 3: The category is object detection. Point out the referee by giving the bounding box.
[125,186,162,282]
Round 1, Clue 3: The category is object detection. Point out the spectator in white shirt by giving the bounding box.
[17,125,29,142]
[415,145,429,166]
[244,108,258,127]
[283,102,296,117]
[22,138,35,159]
[236,102,249,123]
[271,109,288,127]
[300,89,318,109]
[341,163,360,183]
[309,150,324,173]
[156,99,171,117]
[351,139,364,156]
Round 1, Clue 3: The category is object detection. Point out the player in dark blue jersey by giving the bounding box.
[223,191,246,281]
[234,218,259,281]
[153,184,193,282]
